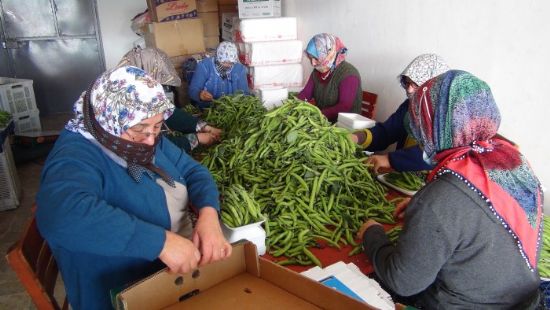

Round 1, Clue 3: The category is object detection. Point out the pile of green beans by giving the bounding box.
[539,215,550,277]
[0,110,11,128]
[202,96,394,266]
[220,184,265,228]
[383,171,427,192]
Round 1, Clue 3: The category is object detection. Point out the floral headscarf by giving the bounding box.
[215,41,239,79]
[66,66,175,186]
[400,53,450,86]
[118,47,181,87]
[408,70,543,271]
[305,33,347,72]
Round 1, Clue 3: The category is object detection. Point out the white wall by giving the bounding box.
[97,0,147,69]
[285,0,550,211]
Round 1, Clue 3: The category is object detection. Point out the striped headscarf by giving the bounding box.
[305,33,347,72]
[408,70,543,271]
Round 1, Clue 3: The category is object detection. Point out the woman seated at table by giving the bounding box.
[36,66,232,309]
[358,70,543,308]
[188,41,249,110]
[118,46,222,153]
[297,33,362,123]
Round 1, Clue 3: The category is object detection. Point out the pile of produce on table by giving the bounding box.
[0,110,12,128]
[539,215,550,278]
[201,95,395,266]
[383,171,427,192]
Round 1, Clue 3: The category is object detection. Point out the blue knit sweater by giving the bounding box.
[188,57,249,109]
[36,130,219,309]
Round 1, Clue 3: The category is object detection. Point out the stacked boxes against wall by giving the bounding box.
[231,1,303,109]
[197,0,220,49]
[0,77,41,134]
[144,0,206,57]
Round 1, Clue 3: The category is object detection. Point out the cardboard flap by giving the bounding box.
[117,242,251,310]
[259,258,375,310]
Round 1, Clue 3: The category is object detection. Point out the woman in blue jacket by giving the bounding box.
[353,54,449,173]
[189,41,249,109]
[36,66,232,309]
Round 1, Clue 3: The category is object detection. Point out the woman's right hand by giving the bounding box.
[199,90,213,102]
[197,132,217,145]
[159,231,201,274]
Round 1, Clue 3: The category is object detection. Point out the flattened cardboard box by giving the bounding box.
[196,0,218,12]
[144,19,205,57]
[198,12,220,37]
[116,242,376,309]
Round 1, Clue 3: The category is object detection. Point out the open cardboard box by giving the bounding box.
[116,241,378,309]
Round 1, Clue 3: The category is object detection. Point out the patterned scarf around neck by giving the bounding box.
[408,70,543,271]
[67,66,175,187]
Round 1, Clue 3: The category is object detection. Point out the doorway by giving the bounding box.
[0,0,105,116]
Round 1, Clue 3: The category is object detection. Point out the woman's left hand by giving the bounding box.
[193,207,232,265]
[356,219,383,239]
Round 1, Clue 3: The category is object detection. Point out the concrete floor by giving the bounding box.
[0,113,72,309]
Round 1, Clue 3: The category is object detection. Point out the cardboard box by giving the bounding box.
[204,35,220,49]
[143,19,205,57]
[221,12,239,41]
[196,0,218,12]
[147,0,198,22]
[116,242,375,309]
[238,0,281,19]
[198,12,220,37]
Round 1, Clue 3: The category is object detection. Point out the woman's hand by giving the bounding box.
[159,231,201,274]
[197,133,217,146]
[356,219,383,239]
[193,207,232,266]
[393,197,411,220]
[199,90,213,102]
[366,154,392,174]
[202,125,222,141]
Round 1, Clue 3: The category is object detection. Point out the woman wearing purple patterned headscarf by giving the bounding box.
[189,41,249,109]
[358,70,543,308]
[297,33,363,122]
[36,66,232,309]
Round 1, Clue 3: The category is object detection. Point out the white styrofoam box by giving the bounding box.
[238,0,281,19]
[222,220,266,255]
[0,77,39,119]
[240,40,303,66]
[0,138,20,211]
[257,87,288,110]
[236,17,297,43]
[13,110,41,134]
[337,113,375,130]
[248,63,303,90]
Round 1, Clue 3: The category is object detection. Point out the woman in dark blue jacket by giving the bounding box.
[189,41,249,109]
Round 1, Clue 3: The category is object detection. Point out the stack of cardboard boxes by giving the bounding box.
[144,0,223,58]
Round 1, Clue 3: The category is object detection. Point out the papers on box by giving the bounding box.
[248,63,302,90]
[238,0,281,19]
[239,40,303,66]
[302,261,394,310]
[236,17,297,42]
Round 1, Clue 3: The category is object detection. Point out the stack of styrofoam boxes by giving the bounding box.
[0,121,21,211]
[0,77,41,134]
[234,17,303,110]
